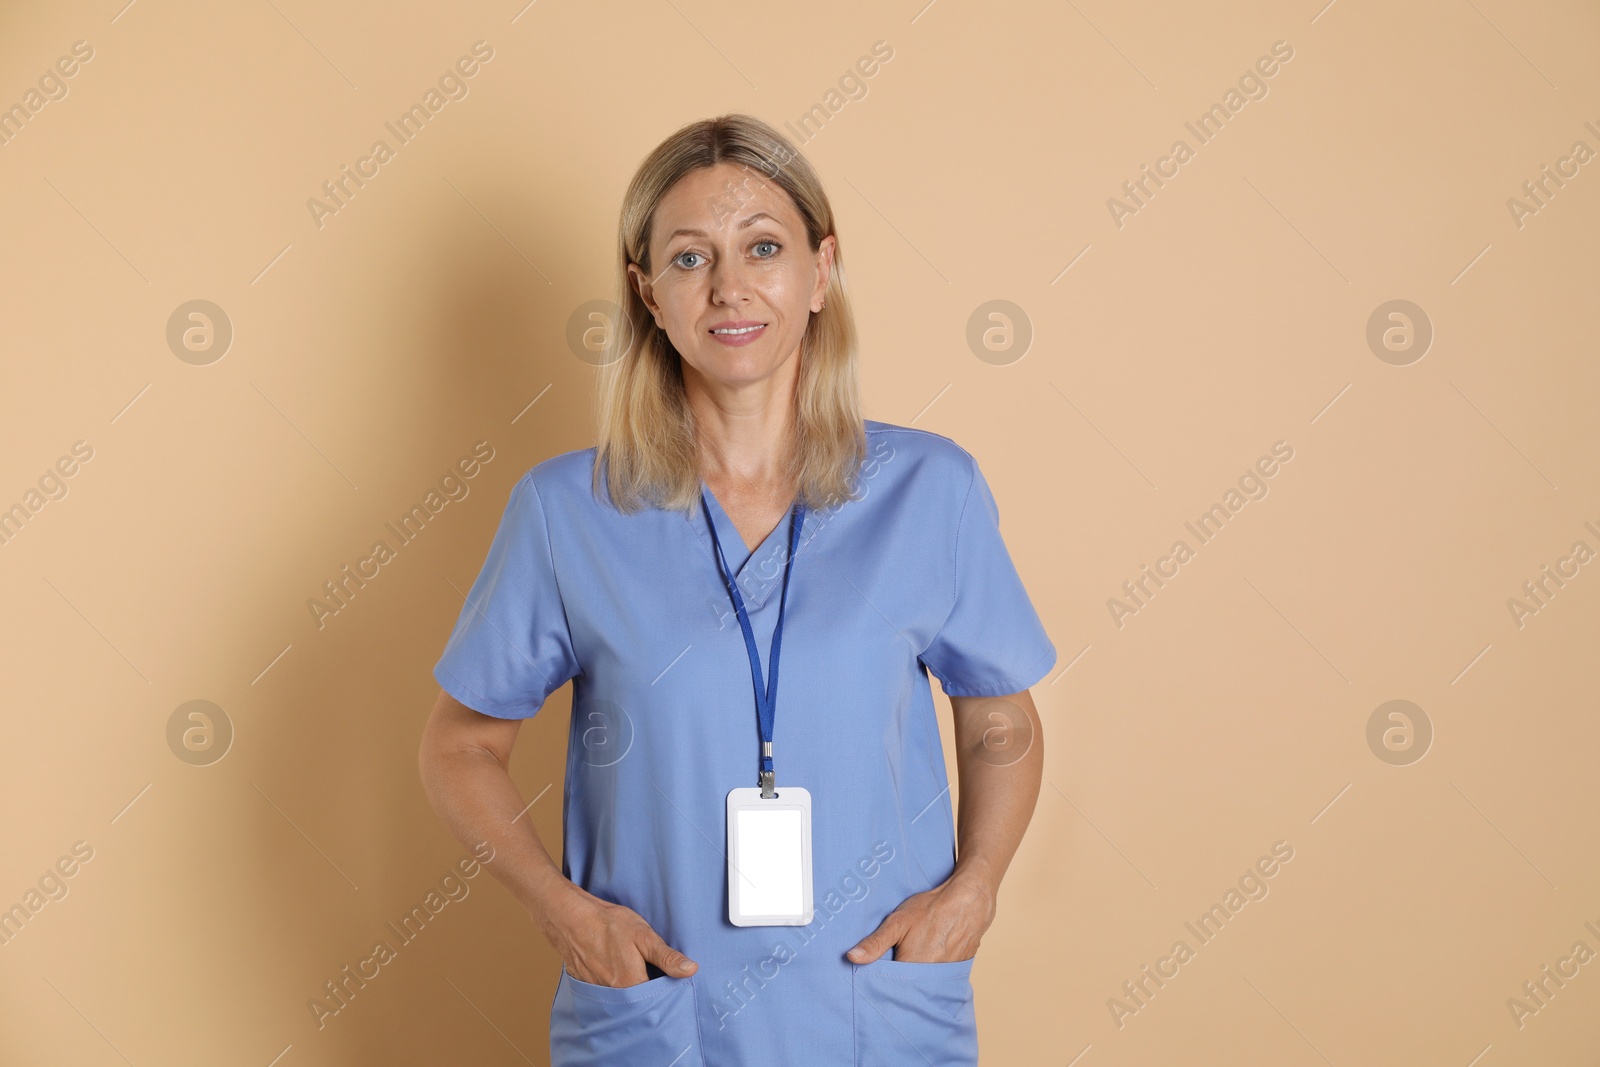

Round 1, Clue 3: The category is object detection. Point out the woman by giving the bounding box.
[419,113,1055,1067]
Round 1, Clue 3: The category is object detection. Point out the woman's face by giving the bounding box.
[630,161,834,391]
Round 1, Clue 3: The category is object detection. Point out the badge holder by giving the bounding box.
[727,782,813,926]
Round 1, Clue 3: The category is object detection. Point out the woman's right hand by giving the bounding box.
[417,691,695,989]
[535,880,699,987]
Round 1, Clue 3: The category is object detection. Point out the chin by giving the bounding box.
[699,349,780,376]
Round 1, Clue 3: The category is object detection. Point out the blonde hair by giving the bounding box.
[592,113,866,515]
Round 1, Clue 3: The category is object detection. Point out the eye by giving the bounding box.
[753,240,780,258]
[673,250,704,269]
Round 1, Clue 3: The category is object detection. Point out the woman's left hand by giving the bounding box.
[846,869,997,964]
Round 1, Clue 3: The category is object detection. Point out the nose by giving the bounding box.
[708,253,750,306]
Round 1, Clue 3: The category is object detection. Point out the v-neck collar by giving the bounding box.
[689,482,807,612]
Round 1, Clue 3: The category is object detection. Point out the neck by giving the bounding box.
[683,356,800,488]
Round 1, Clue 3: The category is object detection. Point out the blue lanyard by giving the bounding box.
[701,491,806,798]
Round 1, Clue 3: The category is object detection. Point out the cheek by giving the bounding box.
[654,276,703,321]
[754,262,810,305]
[659,287,716,358]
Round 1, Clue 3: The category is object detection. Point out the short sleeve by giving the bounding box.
[433,472,580,718]
[918,454,1056,697]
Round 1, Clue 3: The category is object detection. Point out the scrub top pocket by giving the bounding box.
[851,957,978,1067]
[550,965,705,1067]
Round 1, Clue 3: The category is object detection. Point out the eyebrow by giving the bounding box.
[665,212,784,242]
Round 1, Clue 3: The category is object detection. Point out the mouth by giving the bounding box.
[707,321,767,346]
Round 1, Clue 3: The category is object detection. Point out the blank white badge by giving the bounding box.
[726,786,814,926]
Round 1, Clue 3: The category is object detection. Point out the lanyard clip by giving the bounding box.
[759,741,775,798]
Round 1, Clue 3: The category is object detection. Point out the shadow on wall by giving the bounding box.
[231,184,590,1063]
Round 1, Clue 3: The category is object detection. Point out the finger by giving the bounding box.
[638,930,698,976]
[847,913,904,964]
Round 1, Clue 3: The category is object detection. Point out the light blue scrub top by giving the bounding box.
[433,420,1056,1067]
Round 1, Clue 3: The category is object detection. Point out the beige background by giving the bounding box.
[2,0,1597,1063]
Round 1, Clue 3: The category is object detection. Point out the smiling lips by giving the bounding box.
[708,321,766,347]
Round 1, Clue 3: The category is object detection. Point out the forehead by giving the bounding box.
[652,162,798,245]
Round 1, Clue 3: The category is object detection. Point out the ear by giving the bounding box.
[627,262,661,323]
[812,235,836,311]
